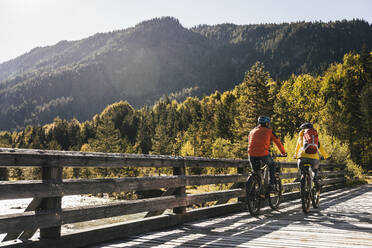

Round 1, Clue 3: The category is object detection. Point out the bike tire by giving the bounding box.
[312,183,321,208]
[301,173,311,213]
[246,175,261,216]
[268,176,282,210]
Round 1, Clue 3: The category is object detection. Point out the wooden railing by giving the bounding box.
[0,148,345,248]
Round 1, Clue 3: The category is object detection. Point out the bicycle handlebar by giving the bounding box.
[272,154,287,158]
[319,156,332,161]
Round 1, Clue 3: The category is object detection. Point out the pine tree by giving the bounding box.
[151,123,172,155]
[134,108,153,154]
[360,81,372,169]
[233,62,273,158]
[89,117,125,178]
[215,98,234,140]
[320,53,370,167]
[359,49,372,169]
[89,117,124,154]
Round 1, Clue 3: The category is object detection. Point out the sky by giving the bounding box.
[0,0,371,63]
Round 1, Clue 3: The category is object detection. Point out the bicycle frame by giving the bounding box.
[246,155,284,215]
[301,163,314,181]
[256,163,269,196]
[300,163,320,213]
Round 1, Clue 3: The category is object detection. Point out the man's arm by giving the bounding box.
[271,131,286,155]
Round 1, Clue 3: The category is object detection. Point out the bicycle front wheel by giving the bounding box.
[246,175,261,216]
[312,182,321,208]
[268,177,282,210]
[301,173,311,213]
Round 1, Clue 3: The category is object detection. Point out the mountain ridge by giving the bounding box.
[0,17,371,130]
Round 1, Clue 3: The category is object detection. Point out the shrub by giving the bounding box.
[345,159,367,186]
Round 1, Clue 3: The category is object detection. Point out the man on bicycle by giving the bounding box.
[294,123,330,186]
[248,116,287,191]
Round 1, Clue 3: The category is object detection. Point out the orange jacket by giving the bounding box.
[248,126,286,157]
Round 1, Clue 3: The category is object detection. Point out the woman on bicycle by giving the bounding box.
[248,116,287,191]
[294,123,330,186]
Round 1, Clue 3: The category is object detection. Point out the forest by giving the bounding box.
[0,17,371,131]
[0,51,370,183]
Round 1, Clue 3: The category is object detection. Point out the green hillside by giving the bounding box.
[1,51,371,174]
[0,17,371,130]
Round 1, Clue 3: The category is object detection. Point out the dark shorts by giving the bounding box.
[297,157,320,171]
[249,155,277,184]
[249,155,274,171]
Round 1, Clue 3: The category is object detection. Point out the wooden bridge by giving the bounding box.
[90,185,372,248]
[0,148,368,248]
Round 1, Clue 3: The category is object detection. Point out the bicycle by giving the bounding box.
[300,163,321,213]
[246,154,287,216]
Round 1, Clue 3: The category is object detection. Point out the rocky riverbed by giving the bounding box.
[0,195,147,241]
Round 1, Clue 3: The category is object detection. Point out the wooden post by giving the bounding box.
[173,162,186,215]
[0,168,7,181]
[3,198,44,241]
[39,166,62,240]
[237,164,248,203]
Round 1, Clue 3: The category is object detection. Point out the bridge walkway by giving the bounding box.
[89,185,372,248]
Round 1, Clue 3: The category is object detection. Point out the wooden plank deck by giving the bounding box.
[88,185,372,248]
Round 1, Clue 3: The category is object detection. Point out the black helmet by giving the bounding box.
[299,122,313,129]
[258,116,270,125]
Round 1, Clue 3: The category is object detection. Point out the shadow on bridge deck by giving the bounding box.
[89,185,372,248]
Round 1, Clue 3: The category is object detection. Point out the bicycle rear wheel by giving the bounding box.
[268,177,282,210]
[312,182,321,208]
[301,173,311,213]
[246,175,261,216]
